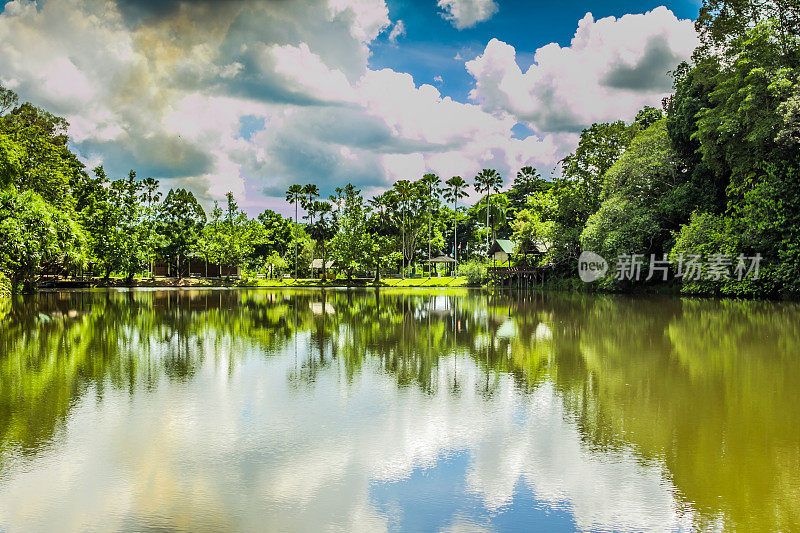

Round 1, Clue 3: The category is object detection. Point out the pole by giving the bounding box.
[485,191,490,253]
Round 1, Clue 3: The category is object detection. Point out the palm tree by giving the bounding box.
[474,169,503,251]
[311,201,334,280]
[476,195,509,243]
[301,184,320,224]
[394,180,413,278]
[139,177,162,277]
[286,184,303,279]
[420,173,441,277]
[444,176,468,269]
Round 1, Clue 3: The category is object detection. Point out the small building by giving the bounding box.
[488,239,516,264]
[425,254,457,275]
[153,259,239,278]
[310,259,336,279]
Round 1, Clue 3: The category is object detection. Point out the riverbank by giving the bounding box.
[38,276,471,290]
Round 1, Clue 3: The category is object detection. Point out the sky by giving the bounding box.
[0,0,702,215]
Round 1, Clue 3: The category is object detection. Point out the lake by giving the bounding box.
[0,289,798,532]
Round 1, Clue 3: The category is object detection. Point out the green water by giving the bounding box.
[0,289,798,532]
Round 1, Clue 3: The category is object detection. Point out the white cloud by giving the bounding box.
[388,19,405,43]
[0,0,698,213]
[465,7,698,132]
[437,0,498,30]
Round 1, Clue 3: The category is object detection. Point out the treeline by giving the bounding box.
[2,0,799,297]
[518,0,800,298]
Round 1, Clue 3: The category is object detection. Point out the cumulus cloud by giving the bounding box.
[437,0,498,30]
[465,7,697,133]
[388,19,405,43]
[0,0,698,213]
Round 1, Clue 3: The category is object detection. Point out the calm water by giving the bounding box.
[0,289,798,532]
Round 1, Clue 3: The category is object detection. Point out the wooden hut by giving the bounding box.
[309,259,336,279]
[425,255,457,276]
[487,238,550,288]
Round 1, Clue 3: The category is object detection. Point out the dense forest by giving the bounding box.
[1,0,799,297]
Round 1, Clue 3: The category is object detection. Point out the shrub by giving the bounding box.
[457,259,487,285]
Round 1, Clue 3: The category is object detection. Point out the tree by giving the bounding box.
[0,86,19,115]
[329,184,372,279]
[474,193,510,242]
[139,177,163,276]
[255,209,293,258]
[0,189,85,291]
[1,98,78,209]
[78,166,122,278]
[473,169,503,251]
[367,192,399,280]
[444,176,469,267]
[308,201,336,280]
[694,24,796,188]
[507,166,550,215]
[109,170,145,280]
[420,173,442,276]
[393,179,414,277]
[301,184,320,224]
[198,201,225,275]
[286,184,303,279]
[158,188,206,278]
[695,0,800,61]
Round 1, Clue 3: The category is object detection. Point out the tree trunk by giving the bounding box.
[453,198,458,268]
[428,197,432,278]
[486,193,490,252]
[322,242,327,282]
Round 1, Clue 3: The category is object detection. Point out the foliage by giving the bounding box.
[457,259,488,285]
[0,189,85,291]
[157,188,206,277]
[330,184,372,278]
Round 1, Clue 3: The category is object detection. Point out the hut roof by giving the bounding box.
[488,239,516,256]
[518,238,551,254]
[309,259,335,269]
[426,255,456,263]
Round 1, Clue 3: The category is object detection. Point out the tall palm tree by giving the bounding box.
[444,176,468,269]
[301,184,320,224]
[394,180,413,278]
[286,184,303,279]
[473,169,503,251]
[420,173,441,277]
[312,201,334,280]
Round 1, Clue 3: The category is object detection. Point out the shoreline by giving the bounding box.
[37,276,472,290]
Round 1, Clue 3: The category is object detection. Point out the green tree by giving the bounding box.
[507,166,550,215]
[330,184,372,279]
[0,189,85,291]
[443,176,469,267]
[308,201,336,280]
[473,169,503,251]
[158,188,206,278]
[420,173,442,275]
[286,184,303,279]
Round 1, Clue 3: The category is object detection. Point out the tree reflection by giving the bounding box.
[0,289,798,530]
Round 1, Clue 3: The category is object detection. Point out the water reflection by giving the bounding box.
[0,289,798,531]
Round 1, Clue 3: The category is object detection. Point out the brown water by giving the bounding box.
[0,289,798,532]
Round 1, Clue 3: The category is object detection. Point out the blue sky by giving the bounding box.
[370,0,701,101]
[0,0,702,215]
